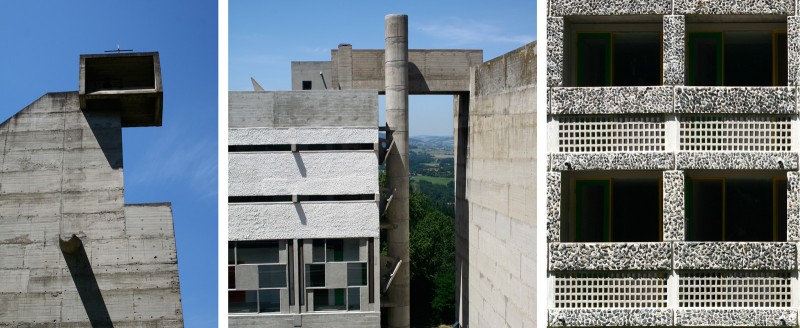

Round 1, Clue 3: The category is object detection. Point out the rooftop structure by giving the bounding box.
[0,52,182,326]
[546,0,800,326]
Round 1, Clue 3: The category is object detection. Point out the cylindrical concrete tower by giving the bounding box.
[384,13,410,328]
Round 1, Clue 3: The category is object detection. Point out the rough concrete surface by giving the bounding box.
[464,41,536,328]
[0,92,182,326]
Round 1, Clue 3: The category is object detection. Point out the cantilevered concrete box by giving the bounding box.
[79,52,163,127]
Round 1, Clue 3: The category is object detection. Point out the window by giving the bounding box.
[686,175,787,241]
[302,80,312,90]
[304,238,369,312]
[228,240,289,314]
[687,29,787,86]
[575,31,662,86]
[566,175,662,242]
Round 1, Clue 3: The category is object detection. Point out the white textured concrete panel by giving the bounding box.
[229,202,379,240]
[229,151,378,196]
[229,127,377,145]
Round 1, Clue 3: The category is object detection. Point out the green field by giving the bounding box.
[411,175,453,186]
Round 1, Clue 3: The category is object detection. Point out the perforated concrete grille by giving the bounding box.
[553,272,668,308]
[679,115,793,151]
[679,271,792,308]
[558,116,665,152]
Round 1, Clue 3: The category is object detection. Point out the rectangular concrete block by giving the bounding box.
[229,202,379,240]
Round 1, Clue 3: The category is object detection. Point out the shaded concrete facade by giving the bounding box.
[547,0,800,326]
[0,52,182,326]
[228,91,381,327]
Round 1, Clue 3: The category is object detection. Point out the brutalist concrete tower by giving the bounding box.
[383,13,410,328]
[0,52,182,326]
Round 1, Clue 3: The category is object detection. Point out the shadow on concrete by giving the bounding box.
[293,152,307,177]
[82,103,124,169]
[60,235,114,328]
[409,63,430,93]
[294,203,307,225]
[454,93,470,327]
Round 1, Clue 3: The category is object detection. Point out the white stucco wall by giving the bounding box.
[229,202,379,240]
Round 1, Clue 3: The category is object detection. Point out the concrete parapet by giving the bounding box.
[549,308,673,327]
[549,242,672,271]
[228,91,378,128]
[549,0,671,16]
[673,242,796,270]
[228,202,379,240]
[548,86,674,115]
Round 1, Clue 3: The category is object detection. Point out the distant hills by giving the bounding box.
[410,135,453,151]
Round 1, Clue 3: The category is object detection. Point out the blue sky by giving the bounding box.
[229,0,536,136]
[0,1,218,327]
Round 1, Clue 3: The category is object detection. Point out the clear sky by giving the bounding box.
[0,1,218,327]
[229,0,536,136]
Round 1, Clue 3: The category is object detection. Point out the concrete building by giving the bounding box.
[0,52,182,326]
[227,90,382,327]
[282,15,537,327]
[547,0,800,326]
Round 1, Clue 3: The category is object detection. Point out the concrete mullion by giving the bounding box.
[547,17,564,87]
[663,15,685,86]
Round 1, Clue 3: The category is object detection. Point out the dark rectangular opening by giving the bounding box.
[577,33,611,86]
[236,240,279,264]
[228,143,374,152]
[228,195,293,203]
[229,290,258,313]
[612,32,661,86]
[612,179,660,241]
[688,30,787,86]
[84,55,156,93]
[687,176,787,241]
[302,80,312,90]
[572,177,661,242]
[313,289,346,311]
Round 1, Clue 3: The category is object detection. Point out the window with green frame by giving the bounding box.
[576,32,662,87]
[572,178,662,242]
[686,176,787,241]
[687,30,788,86]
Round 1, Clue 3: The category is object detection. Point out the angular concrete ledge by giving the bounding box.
[229,127,377,145]
[229,152,378,196]
[549,87,673,115]
[550,152,674,171]
[548,308,673,327]
[549,242,672,271]
[675,152,798,170]
[675,308,797,326]
[674,0,794,15]
[229,202,379,240]
[549,0,671,16]
[673,242,796,270]
[675,87,796,114]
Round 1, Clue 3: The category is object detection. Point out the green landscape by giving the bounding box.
[382,135,456,328]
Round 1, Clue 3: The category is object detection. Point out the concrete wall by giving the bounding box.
[322,49,483,93]
[459,41,537,328]
[229,312,380,328]
[229,91,377,128]
[0,92,182,326]
[291,61,333,91]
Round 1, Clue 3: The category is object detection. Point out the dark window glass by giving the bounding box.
[575,180,610,242]
[259,290,281,313]
[229,290,258,313]
[312,239,326,262]
[313,289,346,311]
[306,264,326,287]
[577,33,611,86]
[775,32,788,86]
[687,32,723,86]
[228,266,236,289]
[327,239,344,261]
[777,180,788,241]
[347,263,368,286]
[343,239,360,262]
[228,242,235,265]
[237,241,279,264]
[348,288,361,311]
[612,179,660,242]
[612,32,661,86]
[725,31,772,86]
[687,179,724,241]
[259,265,287,288]
[726,179,773,241]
